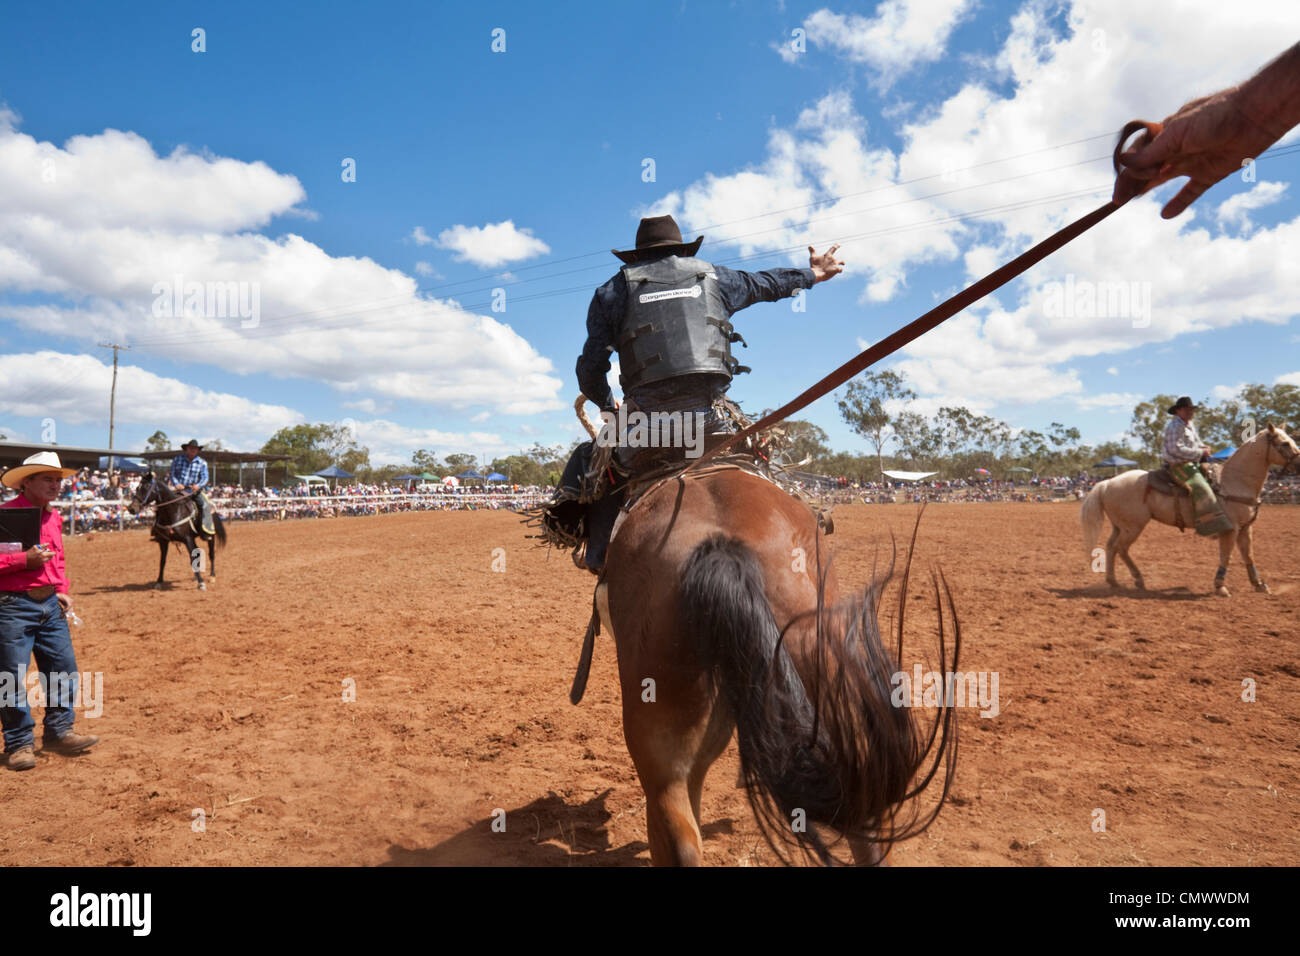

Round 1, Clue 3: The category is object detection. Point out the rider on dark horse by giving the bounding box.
[169,440,216,536]
[546,214,844,572]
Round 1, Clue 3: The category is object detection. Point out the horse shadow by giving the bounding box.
[83,582,177,593]
[1046,585,1206,601]
[381,789,736,866]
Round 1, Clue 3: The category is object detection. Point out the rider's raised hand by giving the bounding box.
[809,244,845,283]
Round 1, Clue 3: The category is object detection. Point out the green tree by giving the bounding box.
[1128,394,1182,456]
[892,410,941,468]
[410,449,440,476]
[261,423,365,476]
[1016,429,1050,472]
[1237,383,1300,437]
[837,371,916,479]
[774,419,830,465]
[144,430,170,452]
[442,453,479,474]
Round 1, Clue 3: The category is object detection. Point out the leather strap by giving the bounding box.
[683,121,1151,473]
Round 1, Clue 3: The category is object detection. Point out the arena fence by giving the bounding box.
[47,491,551,533]
[37,482,1300,535]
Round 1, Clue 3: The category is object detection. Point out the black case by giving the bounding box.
[0,508,42,550]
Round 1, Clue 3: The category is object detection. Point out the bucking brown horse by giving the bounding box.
[594,465,958,865]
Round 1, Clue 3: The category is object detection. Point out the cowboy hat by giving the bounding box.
[1166,396,1198,415]
[2,451,77,489]
[612,215,704,264]
[181,439,203,450]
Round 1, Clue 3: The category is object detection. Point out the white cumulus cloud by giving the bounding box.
[0,113,563,415]
[434,220,550,268]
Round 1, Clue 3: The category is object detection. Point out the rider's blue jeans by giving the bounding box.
[0,591,79,751]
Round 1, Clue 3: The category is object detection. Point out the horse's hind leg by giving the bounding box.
[1114,523,1147,590]
[185,534,206,590]
[622,677,715,866]
[208,535,216,581]
[847,834,890,866]
[1104,526,1122,587]
[643,780,704,866]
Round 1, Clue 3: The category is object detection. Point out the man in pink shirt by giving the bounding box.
[0,452,99,771]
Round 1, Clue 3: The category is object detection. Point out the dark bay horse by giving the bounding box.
[127,472,227,590]
[597,466,958,865]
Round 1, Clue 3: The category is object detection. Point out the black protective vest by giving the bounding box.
[616,256,748,391]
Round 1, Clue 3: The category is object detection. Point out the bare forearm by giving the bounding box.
[1236,41,1300,142]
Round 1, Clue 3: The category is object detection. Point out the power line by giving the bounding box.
[129,130,1134,335]
[129,183,1115,352]
[120,139,1300,351]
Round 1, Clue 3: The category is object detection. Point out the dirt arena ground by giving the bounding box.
[2,502,1296,866]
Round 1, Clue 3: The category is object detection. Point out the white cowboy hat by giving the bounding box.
[2,451,77,489]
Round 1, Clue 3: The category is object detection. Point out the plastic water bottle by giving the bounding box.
[66,609,83,627]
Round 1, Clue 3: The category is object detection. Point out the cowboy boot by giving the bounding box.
[1186,475,1234,536]
[199,493,216,535]
[5,746,36,771]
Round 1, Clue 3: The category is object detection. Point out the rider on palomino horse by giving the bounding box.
[1161,397,1233,535]
[546,214,843,572]
[169,440,216,536]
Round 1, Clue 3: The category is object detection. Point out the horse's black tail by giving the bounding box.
[680,522,958,865]
[213,513,227,549]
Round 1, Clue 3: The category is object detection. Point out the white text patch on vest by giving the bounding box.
[639,287,702,304]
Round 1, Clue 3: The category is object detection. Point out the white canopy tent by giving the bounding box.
[882,470,939,482]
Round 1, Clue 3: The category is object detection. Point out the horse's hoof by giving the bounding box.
[152,582,162,591]
[197,582,206,591]
[1133,580,1146,591]
[1254,582,1270,594]
[1215,585,1230,598]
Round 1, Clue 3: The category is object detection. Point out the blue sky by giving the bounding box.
[1,0,1297,465]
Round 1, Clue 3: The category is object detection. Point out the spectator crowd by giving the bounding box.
[3,467,1297,535]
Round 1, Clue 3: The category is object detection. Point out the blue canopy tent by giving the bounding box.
[1210,447,1235,461]
[455,470,485,484]
[313,464,354,490]
[97,456,150,473]
[485,472,508,481]
[1094,455,1139,475]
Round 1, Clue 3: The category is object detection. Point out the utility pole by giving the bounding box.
[98,342,130,531]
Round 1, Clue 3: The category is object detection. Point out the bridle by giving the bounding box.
[131,474,199,530]
[1268,432,1300,474]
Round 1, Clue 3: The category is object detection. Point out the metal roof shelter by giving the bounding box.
[0,441,145,472]
[139,448,293,488]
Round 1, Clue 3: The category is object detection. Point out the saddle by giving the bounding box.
[1146,461,1220,498]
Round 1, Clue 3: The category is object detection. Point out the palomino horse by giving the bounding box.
[597,467,957,865]
[127,472,227,590]
[1081,424,1300,596]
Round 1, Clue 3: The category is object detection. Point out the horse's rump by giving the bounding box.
[605,469,957,864]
